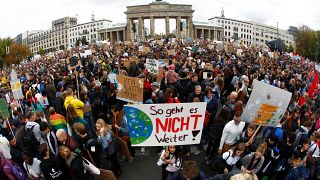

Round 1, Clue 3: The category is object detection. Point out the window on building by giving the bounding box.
[218,20,220,23]
[228,32,230,36]
[241,34,243,38]
[228,26,230,30]
[225,32,227,36]
[233,27,238,31]
[249,35,251,39]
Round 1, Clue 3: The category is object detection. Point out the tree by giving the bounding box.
[4,43,30,65]
[288,44,294,52]
[0,38,13,67]
[76,38,81,46]
[38,48,45,55]
[81,36,88,45]
[295,26,317,60]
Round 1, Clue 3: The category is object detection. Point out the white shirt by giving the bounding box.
[223,149,241,165]
[157,150,180,172]
[309,141,319,157]
[219,120,245,149]
[0,136,11,159]
[23,158,43,178]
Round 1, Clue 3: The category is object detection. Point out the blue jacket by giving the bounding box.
[285,165,309,180]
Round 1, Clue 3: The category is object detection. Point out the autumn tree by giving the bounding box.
[4,42,30,65]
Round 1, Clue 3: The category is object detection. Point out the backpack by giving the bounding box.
[294,128,308,147]
[263,126,284,141]
[23,125,39,154]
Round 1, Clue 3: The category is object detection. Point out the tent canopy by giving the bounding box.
[266,38,285,52]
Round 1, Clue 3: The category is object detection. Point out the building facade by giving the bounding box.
[28,17,77,53]
[209,17,295,47]
[68,19,112,47]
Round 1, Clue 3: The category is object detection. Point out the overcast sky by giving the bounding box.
[1,0,319,38]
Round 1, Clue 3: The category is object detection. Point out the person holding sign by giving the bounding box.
[157,146,180,180]
[219,111,246,154]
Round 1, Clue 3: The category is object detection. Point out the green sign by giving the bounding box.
[0,99,10,119]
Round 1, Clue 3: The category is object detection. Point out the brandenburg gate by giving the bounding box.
[125,1,194,40]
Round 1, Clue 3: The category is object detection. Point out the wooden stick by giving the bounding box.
[6,118,15,140]
[250,125,262,141]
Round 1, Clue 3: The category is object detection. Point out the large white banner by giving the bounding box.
[241,80,292,127]
[146,58,159,74]
[124,102,207,146]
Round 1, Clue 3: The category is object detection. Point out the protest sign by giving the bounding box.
[124,102,207,146]
[143,47,151,54]
[146,59,159,74]
[116,75,143,103]
[241,80,292,127]
[124,57,140,68]
[124,41,131,46]
[203,72,212,79]
[0,99,10,119]
[167,49,176,56]
[40,96,49,106]
[66,57,81,71]
[108,73,117,84]
[158,59,169,67]
[10,70,23,100]
[157,67,165,83]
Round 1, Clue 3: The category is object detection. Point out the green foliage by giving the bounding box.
[295,26,320,62]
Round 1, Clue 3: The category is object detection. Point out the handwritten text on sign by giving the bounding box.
[124,102,206,146]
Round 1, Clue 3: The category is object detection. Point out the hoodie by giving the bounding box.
[64,96,84,118]
[25,121,46,144]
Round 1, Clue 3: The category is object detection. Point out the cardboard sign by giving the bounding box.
[241,80,292,126]
[0,99,10,119]
[146,59,159,74]
[157,67,165,83]
[156,40,163,46]
[124,57,140,68]
[167,49,176,56]
[116,75,143,103]
[124,102,207,146]
[143,47,151,54]
[159,59,169,67]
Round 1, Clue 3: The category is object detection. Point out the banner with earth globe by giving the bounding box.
[124,102,207,146]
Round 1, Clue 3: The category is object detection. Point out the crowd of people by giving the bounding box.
[0,38,319,180]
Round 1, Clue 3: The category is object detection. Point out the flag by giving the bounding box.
[308,71,318,98]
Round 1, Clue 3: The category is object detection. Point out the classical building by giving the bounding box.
[209,16,295,47]
[123,1,223,41]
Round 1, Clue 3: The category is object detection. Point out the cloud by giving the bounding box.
[0,0,319,38]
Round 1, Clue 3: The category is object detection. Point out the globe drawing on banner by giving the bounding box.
[125,106,153,145]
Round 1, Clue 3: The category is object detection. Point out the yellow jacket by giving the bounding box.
[64,96,84,118]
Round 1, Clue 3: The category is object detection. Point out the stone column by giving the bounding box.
[123,30,125,42]
[188,17,193,39]
[150,17,155,37]
[126,18,133,41]
[165,16,170,35]
[138,17,144,40]
[176,16,181,38]
[201,29,204,39]
[110,31,113,43]
[116,31,119,42]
